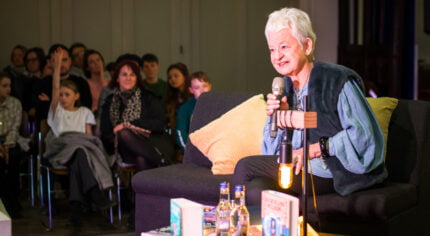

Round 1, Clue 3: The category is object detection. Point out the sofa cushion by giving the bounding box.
[183,92,255,168]
[313,182,417,220]
[189,94,267,175]
[366,97,398,159]
[132,163,232,204]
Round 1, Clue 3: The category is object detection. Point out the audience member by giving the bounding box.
[0,72,23,218]
[100,60,174,171]
[24,48,47,118]
[141,53,167,102]
[69,42,87,78]
[30,56,52,132]
[44,47,114,227]
[10,47,45,113]
[23,47,46,78]
[41,55,53,78]
[166,62,191,130]
[83,49,111,112]
[115,53,142,68]
[17,47,46,136]
[3,45,27,80]
[175,71,212,154]
[35,43,92,121]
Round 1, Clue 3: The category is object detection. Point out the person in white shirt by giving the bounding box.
[45,47,114,228]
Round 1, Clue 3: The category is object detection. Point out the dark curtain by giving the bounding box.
[338,0,415,99]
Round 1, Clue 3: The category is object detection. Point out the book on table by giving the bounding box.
[170,198,204,236]
[261,190,299,236]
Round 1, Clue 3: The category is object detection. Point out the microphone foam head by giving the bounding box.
[272,77,284,96]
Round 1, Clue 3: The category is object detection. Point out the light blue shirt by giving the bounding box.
[262,80,384,178]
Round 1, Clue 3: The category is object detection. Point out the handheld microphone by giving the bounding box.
[270,77,285,138]
[278,129,293,189]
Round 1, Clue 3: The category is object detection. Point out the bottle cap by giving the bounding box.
[234,185,244,191]
[220,181,229,188]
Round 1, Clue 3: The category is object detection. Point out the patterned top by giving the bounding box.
[0,96,22,145]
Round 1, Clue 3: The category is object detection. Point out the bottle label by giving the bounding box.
[218,220,229,230]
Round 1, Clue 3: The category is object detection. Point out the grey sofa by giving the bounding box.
[132,92,430,236]
[132,92,254,234]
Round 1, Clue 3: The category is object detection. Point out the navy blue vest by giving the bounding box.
[283,61,386,196]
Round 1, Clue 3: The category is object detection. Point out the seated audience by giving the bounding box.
[69,42,87,78]
[0,72,23,218]
[100,60,174,171]
[175,71,212,154]
[43,47,114,227]
[34,43,92,122]
[166,62,191,130]
[3,45,27,80]
[141,53,167,103]
[23,47,46,79]
[83,49,111,113]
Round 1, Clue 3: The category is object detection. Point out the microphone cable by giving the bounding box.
[307,157,322,232]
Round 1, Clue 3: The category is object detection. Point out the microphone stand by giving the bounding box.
[302,95,309,236]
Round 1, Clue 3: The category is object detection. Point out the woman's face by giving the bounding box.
[87,53,103,74]
[0,77,11,98]
[59,86,80,110]
[168,68,186,89]
[118,65,137,91]
[12,48,25,67]
[267,28,309,76]
[26,51,40,73]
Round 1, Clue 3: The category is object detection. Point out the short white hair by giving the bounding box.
[265,7,316,54]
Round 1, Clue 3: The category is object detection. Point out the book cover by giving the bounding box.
[170,198,204,236]
[261,190,299,236]
[203,205,216,228]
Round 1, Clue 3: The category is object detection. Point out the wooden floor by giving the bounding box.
[11,194,134,236]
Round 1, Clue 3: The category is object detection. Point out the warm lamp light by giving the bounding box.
[278,128,293,189]
[278,163,293,189]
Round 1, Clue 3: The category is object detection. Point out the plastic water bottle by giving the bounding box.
[215,182,231,236]
[229,185,250,236]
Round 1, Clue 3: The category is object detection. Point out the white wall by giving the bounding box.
[300,0,338,63]
[0,0,341,93]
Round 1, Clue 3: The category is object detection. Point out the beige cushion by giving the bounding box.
[189,94,267,175]
[366,97,399,159]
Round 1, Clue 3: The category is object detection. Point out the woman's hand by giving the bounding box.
[266,93,289,116]
[113,122,130,134]
[291,142,322,175]
[38,93,50,101]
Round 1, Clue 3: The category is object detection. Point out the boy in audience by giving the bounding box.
[175,71,212,154]
[141,53,168,103]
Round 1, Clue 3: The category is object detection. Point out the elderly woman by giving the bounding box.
[233,7,386,203]
[100,60,173,171]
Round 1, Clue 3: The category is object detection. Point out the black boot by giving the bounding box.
[67,201,82,228]
[88,187,116,211]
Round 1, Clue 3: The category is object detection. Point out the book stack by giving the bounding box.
[170,198,204,236]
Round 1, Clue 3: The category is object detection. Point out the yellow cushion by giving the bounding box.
[189,94,267,175]
[366,97,399,159]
